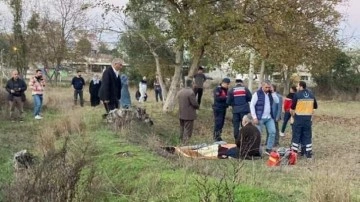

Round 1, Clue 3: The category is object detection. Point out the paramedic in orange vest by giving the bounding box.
[290,81,318,159]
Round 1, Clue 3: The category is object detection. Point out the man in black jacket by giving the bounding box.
[98,58,123,114]
[71,70,86,106]
[226,76,252,141]
[5,70,27,121]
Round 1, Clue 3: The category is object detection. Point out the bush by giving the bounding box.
[4,138,93,202]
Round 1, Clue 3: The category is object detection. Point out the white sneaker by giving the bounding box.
[35,115,43,120]
[280,132,285,137]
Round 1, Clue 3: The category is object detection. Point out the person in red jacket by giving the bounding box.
[280,86,297,136]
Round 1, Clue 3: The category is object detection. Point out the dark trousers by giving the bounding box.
[90,94,100,107]
[155,89,163,102]
[291,118,312,158]
[232,112,247,140]
[266,120,279,146]
[193,88,203,105]
[281,111,291,133]
[74,89,84,106]
[103,101,119,113]
[213,109,226,141]
[180,119,194,144]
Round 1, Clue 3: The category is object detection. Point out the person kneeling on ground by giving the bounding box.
[237,114,262,159]
[226,114,261,159]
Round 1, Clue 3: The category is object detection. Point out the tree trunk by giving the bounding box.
[163,47,183,112]
[282,65,290,95]
[248,51,255,92]
[187,45,205,79]
[259,60,265,87]
[55,60,62,86]
[152,52,167,101]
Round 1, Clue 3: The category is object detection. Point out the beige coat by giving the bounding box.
[178,87,199,120]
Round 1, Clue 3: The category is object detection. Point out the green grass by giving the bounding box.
[78,109,289,201]
[1,87,359,201]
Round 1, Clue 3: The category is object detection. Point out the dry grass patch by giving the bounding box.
[3,86,96,202]
[309,160,352,202]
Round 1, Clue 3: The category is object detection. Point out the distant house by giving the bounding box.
[207,61,315,86]
[66,54,129,73]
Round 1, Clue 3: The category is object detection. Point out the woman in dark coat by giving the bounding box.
[89,74,101,106]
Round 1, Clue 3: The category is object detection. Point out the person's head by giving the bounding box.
[221,78,231,89]
[35,69,42,78]
[111,58,124,71]
[185,79,193,88]
[290,85,297,93]
[261,80,272,93]
[12,70,19,80]
[142,76,146,81]
[297,81,307,91]
[77,70,82,77]
[198,66,204,73]
[235,75,243,84]
[242,114,253,126]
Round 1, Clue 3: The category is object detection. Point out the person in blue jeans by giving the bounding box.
[29,69,46,120]
[250,80,279,154]
[212,78,231,141]
[266,84,283,146]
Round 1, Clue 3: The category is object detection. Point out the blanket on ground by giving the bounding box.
[162,143,236,159]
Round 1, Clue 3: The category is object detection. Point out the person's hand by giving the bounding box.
[253,118,259,125]
[290,109,295,117]
[10,89,15,93]
[270,87,274,93]
[290,117,294,124]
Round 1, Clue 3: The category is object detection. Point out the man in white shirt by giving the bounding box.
[250,80,279,154]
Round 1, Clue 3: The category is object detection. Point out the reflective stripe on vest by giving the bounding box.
[233,87,246,97]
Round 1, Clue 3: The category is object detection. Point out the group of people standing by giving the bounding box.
[3,58,128,121]
[5,69,45,121]
[177,66,317,159]
[72,58,164,115]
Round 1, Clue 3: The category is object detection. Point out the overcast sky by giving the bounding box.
[337,0,360,47]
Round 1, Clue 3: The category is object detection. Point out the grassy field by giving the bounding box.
[0,85,359,202]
